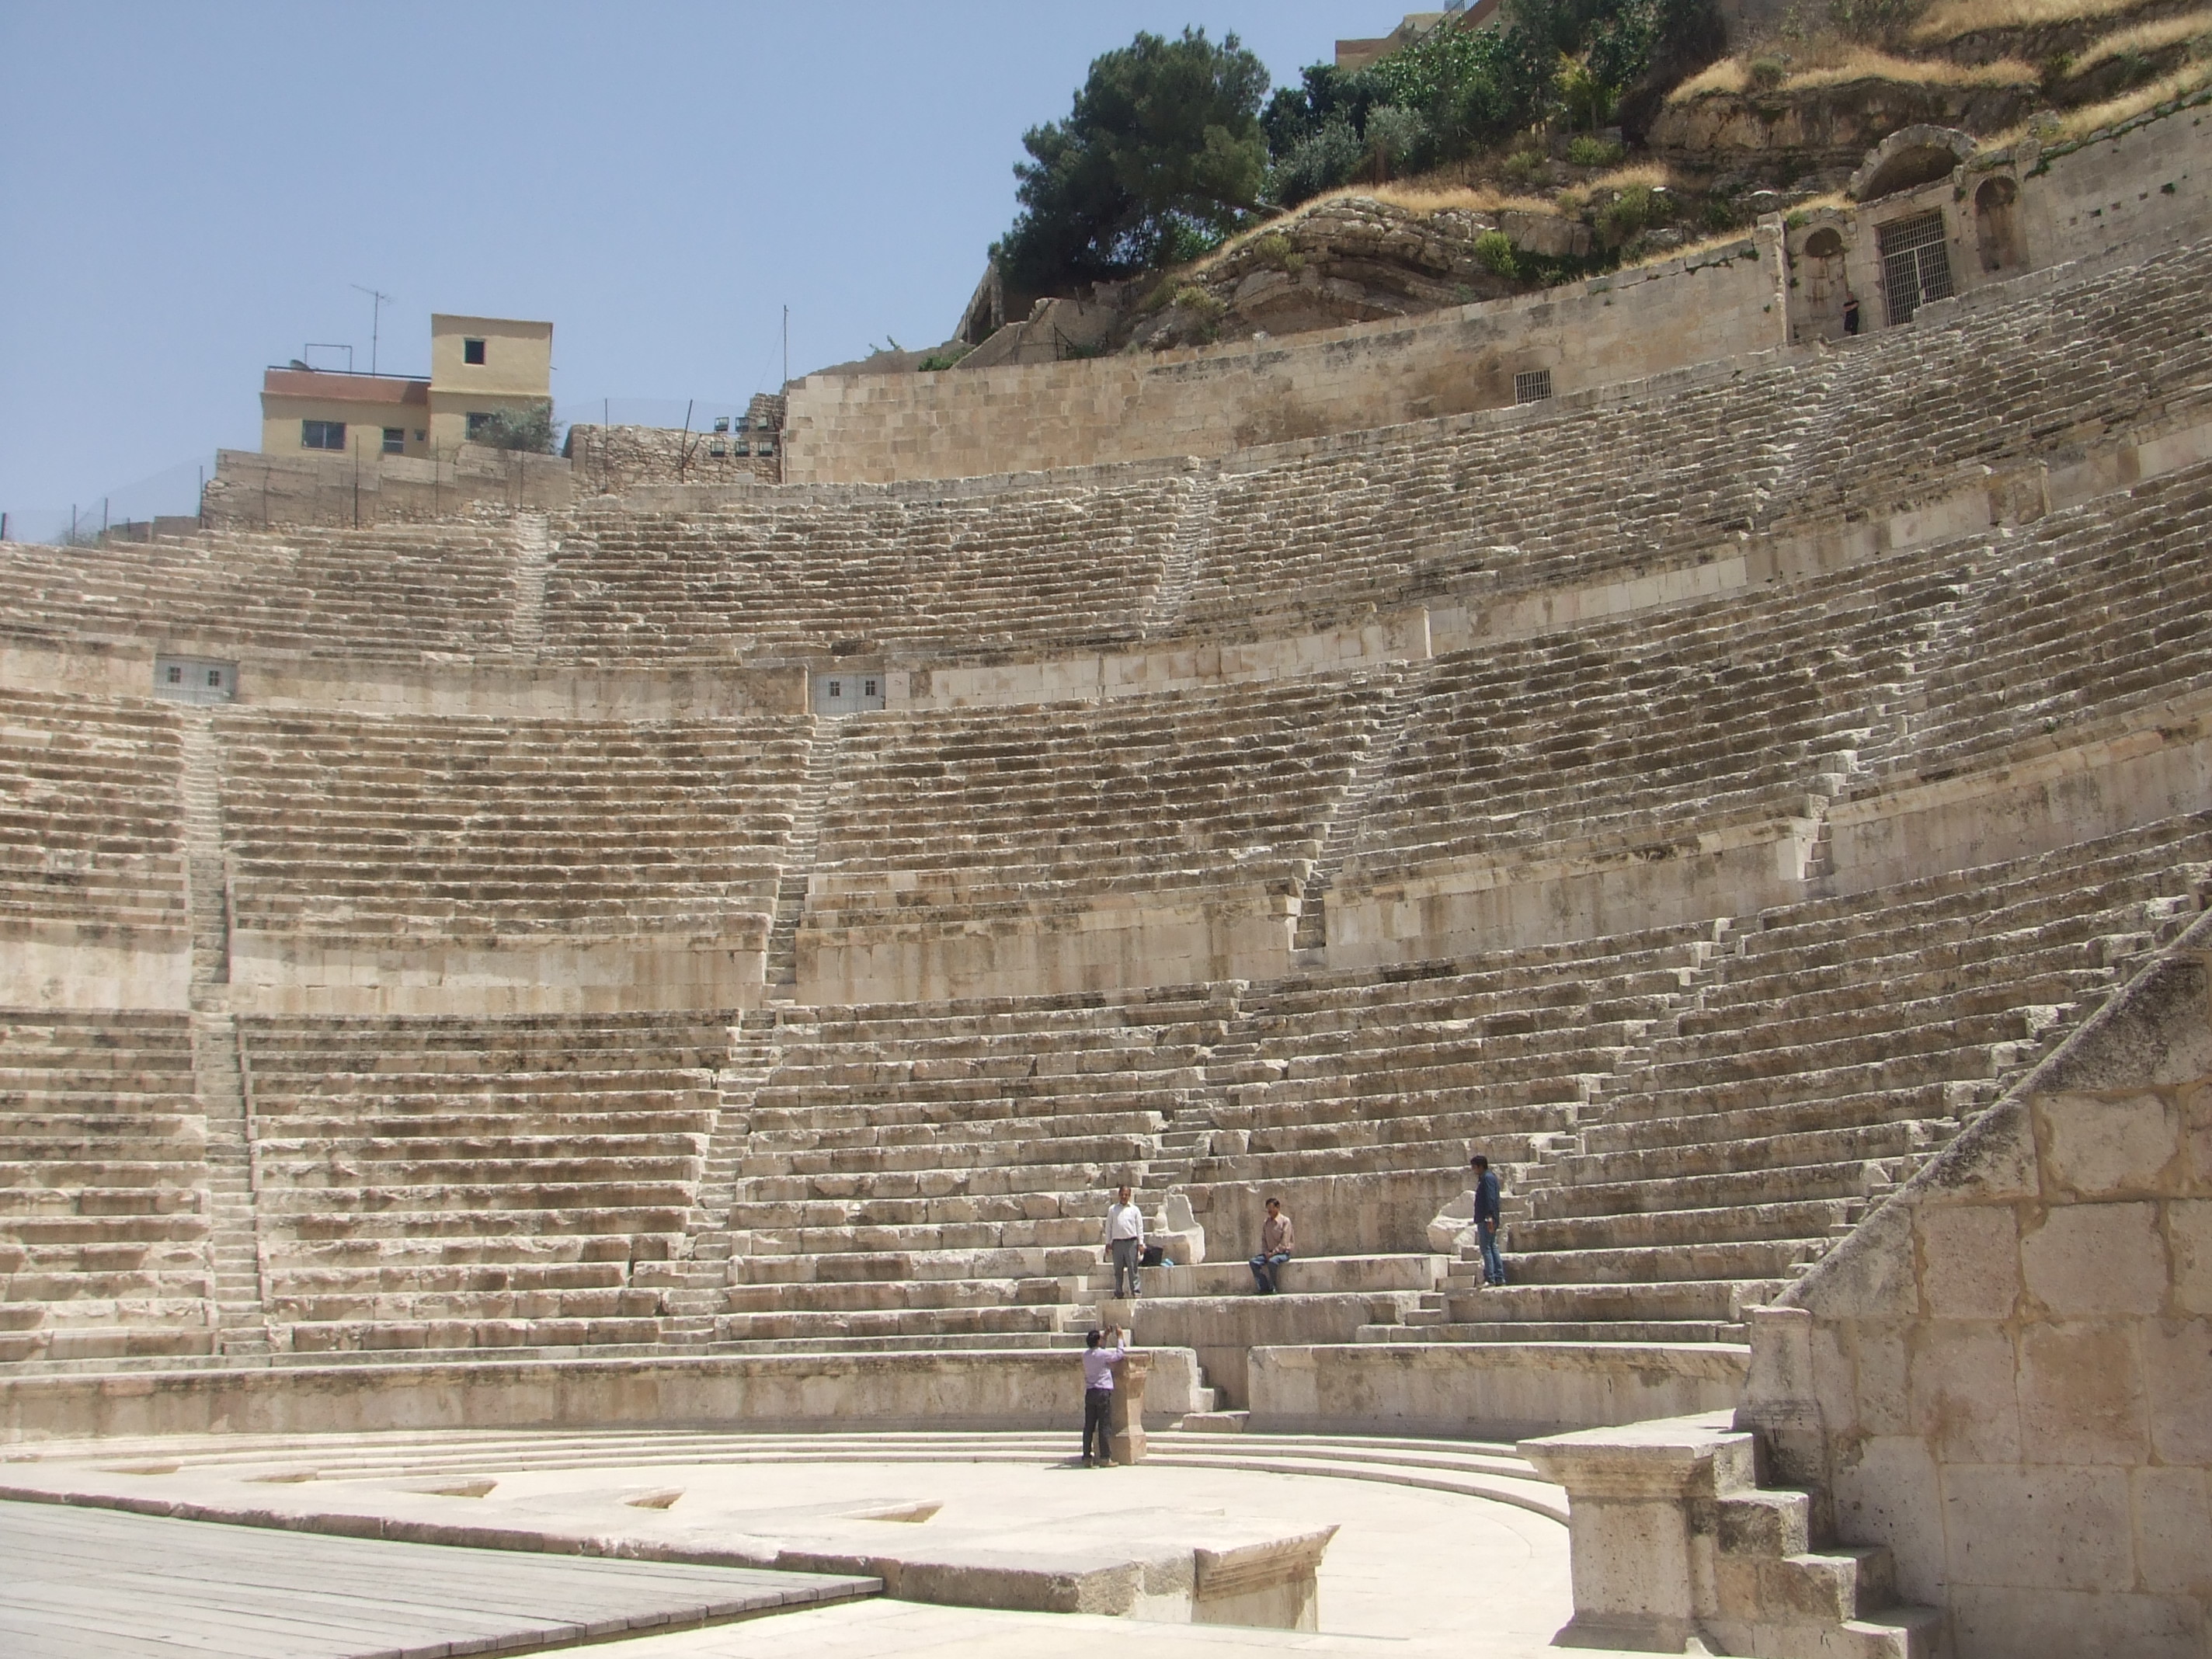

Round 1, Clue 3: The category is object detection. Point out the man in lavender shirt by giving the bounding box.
[1080,1323,1127,1467]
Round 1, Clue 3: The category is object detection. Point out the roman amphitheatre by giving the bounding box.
[2,9,2209,1657]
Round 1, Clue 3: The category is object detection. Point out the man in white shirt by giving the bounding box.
[1103,1184,1145,1298]
[1080,1323,1128,1467]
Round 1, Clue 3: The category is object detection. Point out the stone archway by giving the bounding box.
[1848,125,1978,203]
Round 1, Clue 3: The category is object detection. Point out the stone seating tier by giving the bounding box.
[217,712,811,946]
[1857,457,2212,783]
[709,986,1237,1349]
[1334,547,1956,883]
[0,1011,208,1364]
[1389,813,2212,1345]
[3,242,2208,680]
[1187,925,1722,1209]
[0,522,522,661]
[240,1013,729,1352]
[541,475,1192,663]
[0,690,185,937]
[803,673,1399,927]
[1187,238,2212,639]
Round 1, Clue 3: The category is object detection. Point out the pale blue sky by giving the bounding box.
[0,2,1373,536]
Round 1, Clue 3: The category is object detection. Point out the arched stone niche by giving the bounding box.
[1848,125,1978,203]
[1974,174,2022,273]
[1787,219,1856,343]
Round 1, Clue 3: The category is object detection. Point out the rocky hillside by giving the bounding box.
[871,0,2208,370]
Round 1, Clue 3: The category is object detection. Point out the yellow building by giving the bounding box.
[259,369,431,460]
[259,313,553,459]
[427,314,554,453]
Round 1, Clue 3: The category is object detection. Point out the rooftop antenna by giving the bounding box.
[351,284,393,376]
[783,305,789,387]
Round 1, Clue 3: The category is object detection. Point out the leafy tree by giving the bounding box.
[1270,115,1366,206]
[1258,0,1723,185]
[470,403,558,454]
[994,29,1270,294]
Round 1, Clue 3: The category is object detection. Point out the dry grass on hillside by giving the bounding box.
[1618,229,1761,270]
[1670,47,2038,99]
[1909,0,2151,41]
[1672,58,1752,98]
[1334,182,1561,216]
[2070,9,2212,70]
[1584,162,1675,193]
[1786,47,2040,85]
[2049,54,2212,129]
[1189,183,1565,280]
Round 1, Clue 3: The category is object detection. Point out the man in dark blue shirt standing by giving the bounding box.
[1470,1154,1505,1287]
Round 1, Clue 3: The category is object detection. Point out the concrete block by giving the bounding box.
[1949,1584,2204,1659]
[2174,1199,2212,1317]
[2132,1466,2212,1598]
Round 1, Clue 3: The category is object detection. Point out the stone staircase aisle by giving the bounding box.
[1141,464,1220,635]
[179,711,270,1359]
[651,1010,787,1345]
[761,717,842,1003]
[658,718,846,1342]
[1292,671,1424,957]
[509,512,550,650]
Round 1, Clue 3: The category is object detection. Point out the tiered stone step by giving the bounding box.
[1393,816,2212,1346]
[0,688,187,941]
[0,1010,213,1364]
[541,475,1191,663]
[802,670,1400,933]
[1858,454,2212,782]
[709,986,1237,1351]
[1186,238,2212,642]
[0,520,523,660]
[216,711,810,951]
[1183,925,1722,1259]
[241,1013,732,1354]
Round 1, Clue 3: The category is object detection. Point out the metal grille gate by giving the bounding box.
[1878,211,1955,325]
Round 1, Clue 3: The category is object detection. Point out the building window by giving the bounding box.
[1514,369,1553,404]
[466,412,492,440]
[827,680,843,700]
[302,419,346,450]
[167,665,183,684]
[463,338,487,365]
[1877,211,1954,325]
[864,679,878,699]
[381,427,405,454]
[207,668,224,689]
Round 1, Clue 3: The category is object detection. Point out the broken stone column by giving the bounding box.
[1110,1351,1150,1465]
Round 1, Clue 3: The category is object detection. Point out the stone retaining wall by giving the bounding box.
[781,236,1784,485]
[1737,908,2212,1658]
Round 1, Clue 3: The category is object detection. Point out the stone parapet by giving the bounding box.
[1245,1341,1748,1440]
[0,1346,1209,1444]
